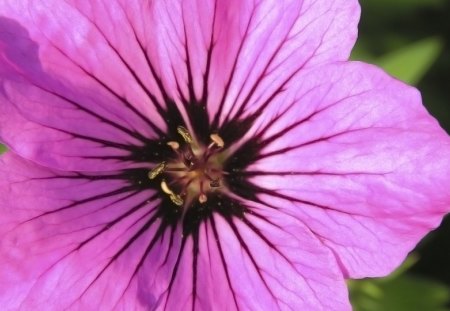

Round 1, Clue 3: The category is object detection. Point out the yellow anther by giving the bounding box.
[161,180,173,195]
[210,134,225,148]
[161,181,184,206]
[167,141,180,150]
[170,194,184,206]
[148,162,166,180]
[199,194,208,204]
[177,126,193,144]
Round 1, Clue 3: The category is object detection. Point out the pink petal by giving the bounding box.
[145,0,359,126]
[236,62,450,278]
[0,1,174,171]
[0,153,351,310]
[3,0,446,309]
[159,201,351,310]
[0,153,161,309]
[0,0,360,170]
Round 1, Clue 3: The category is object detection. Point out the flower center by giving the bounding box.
[148,126,226,207]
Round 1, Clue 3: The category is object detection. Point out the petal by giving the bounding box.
[0,153,165,310]
[235,62,450,278]
[0,1,177,171]
[160,208,351,311]
[0,153,351,310]
[0,0,359,169]
[145,0,360,128]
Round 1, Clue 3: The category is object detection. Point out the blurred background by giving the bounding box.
[349,0,450,310]
[0,0,449,310]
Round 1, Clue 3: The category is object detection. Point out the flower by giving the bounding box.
[0,0,449,310]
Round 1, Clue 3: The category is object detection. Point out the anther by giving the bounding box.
[161,180,173,195]
[167,141,180,150]
[148,162,166,180]
[157,125,225,207]
[199,194,207,204]
[177,126,193,144]
[210,179,221,188]
[210,134,225,148]
[161,180,185,206]
[170,194,184,206]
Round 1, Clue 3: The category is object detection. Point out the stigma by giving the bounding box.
[148,126,226,207]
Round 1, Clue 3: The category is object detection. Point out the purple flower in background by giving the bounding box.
[1,0,449,310]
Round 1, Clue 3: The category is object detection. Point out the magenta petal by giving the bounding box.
[0,1,172,171]
[0,153,162,309]
[242,62,450,278]
[0,153,350,310]
[1,0,449,310]
[146,0,360,123]
[158,209,350,310]
[0,0,359,171]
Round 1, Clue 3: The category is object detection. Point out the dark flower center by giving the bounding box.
[148,126,227,207]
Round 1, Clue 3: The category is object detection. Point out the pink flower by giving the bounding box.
[0,0,449,310]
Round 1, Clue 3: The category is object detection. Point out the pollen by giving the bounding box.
[177,126,193,144]
[169,193,184,206]
[160,180,185,206]
[149,126,227,207]
[148,162,166,179]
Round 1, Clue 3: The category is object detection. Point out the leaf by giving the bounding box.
[349,256,450,311]
[350,276,450,311]
[364,0,445,10]
[374,37,443,85]
[350,44,374,63]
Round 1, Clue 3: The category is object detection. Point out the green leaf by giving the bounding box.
[350,41,375,63]
[364,0,445,10]
[350,276,450,311]
[374,37,443,85]
[349,256,450,311]
[0,144,6,155]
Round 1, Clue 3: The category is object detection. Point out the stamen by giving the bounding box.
[167,141,180,150]
[157,125,225,207]
[148,162,166,180]
[199,180,206,195]
[170,194,184,206]
[210,134,225,148]
[161,180,173,195]
[177,126,193,144]
[199,194,207,204]
[161,180,184,206]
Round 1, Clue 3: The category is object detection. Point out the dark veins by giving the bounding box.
[13,3,328,309]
